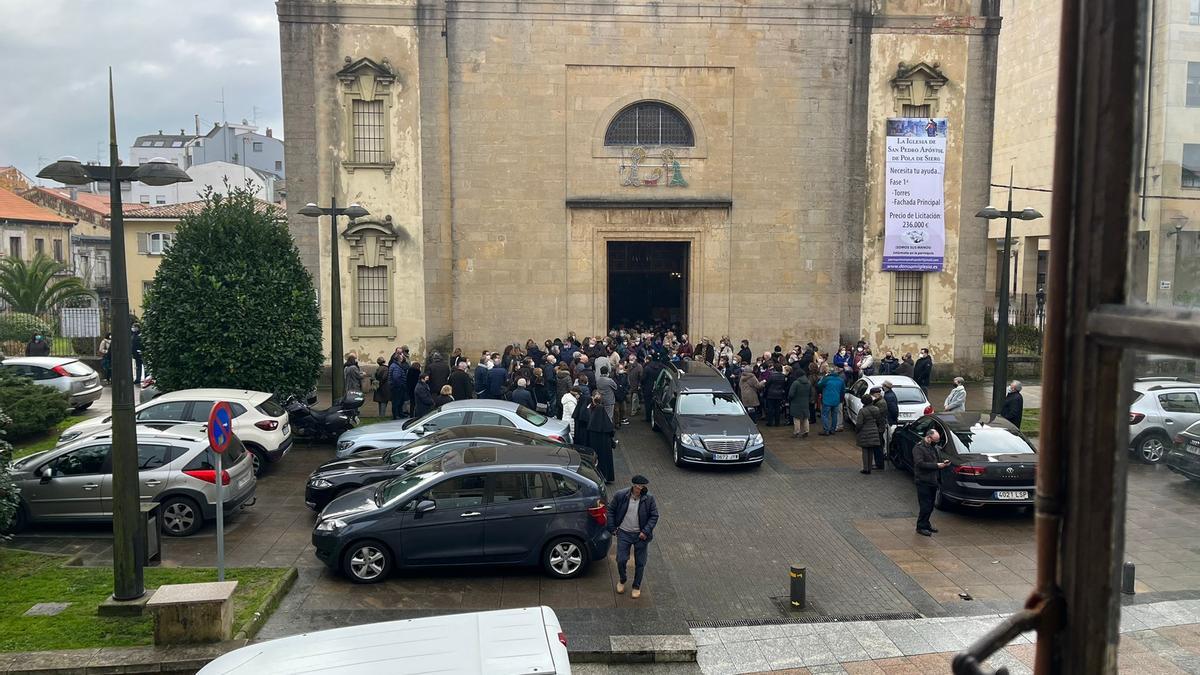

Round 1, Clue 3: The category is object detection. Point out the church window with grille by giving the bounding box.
[356,265,388,327]
[351,99,386,163]
[604,102,694,147]
[892,272,925,325]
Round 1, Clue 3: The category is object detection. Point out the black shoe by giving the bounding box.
[916,528,933,537]
[874,465,885,471]
[929,527,939,533]
[860,469,871,474]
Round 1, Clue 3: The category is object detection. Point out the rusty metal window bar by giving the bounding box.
[351,99,385,163]
[356,265,388,327]
[604,102,694,147]
[892,272,924,325]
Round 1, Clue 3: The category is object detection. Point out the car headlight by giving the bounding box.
[748,434,764,447]
[309,478,333,489]
[315,518,347,532]
[337,440,353,450]
[679,434,701,447]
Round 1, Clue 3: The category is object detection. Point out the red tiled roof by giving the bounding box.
[31,187,146,215]
[122,199,284,220]
[0,187,73,224]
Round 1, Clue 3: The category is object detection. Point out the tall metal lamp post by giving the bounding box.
[976,173,1044,417]
[37,71,191,602]
[298,200,368,402]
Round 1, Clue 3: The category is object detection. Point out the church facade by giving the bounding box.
[278,0,999,375]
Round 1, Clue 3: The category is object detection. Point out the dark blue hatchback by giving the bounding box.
[312,444,611,583]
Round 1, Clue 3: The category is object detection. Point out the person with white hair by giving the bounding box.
[509,376,536,410]
[1001,380,1025,428]
[943,376,967,412]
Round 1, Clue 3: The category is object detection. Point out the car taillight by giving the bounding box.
[52,365,71,377]
[183,469,230,485]
[923,404,934,415]
[1176,434,1186,444]
[1130,412,1145,424]
[255,420,279,431]
[587,502,607,526]
[953,465,986,476]
[547,435,564,442]
[557,631,568,647]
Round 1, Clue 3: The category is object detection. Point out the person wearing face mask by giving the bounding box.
[25,332,51,357]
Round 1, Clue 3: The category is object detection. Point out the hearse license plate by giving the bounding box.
[995,490,1029,500]
[1187,440,1200,455]
[712,453,739,461]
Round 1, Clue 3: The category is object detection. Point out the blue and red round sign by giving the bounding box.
[207,401,234,454]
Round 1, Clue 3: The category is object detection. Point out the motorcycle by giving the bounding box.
[285,390,365,442]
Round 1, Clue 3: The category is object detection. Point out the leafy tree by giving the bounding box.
[142,188,322,398]
[0,255,94,314]
[0,407,20,534]
[0,370,68,438]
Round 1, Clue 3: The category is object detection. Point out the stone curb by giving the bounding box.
[0,641,249,675]
[569,635,698,664]
[233,567,298,641]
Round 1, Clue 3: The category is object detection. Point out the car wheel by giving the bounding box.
[73,402,93,412]
[651,409,660,432]
[342,540,393,584]
[672,440,685,468]
[160,496,203,537]
[843,404,855,428]
[1137,434,1169,464]
[542,537,588,579]
[250,449,267,478]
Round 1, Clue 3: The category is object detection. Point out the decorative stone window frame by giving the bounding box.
[890,61,949,117]
[337,56,398,174]
[343,216,399,338]
[885,271,931,337]
[592,91,708,160]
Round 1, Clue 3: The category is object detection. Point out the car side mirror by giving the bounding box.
[402,461,418,471]
[413,426,426,436]
[416,499,436,514]
[39,465,53,483]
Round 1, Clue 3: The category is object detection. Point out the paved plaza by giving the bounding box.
[12,382,1200,669]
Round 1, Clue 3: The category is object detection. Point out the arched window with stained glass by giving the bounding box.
[604,101,695,147]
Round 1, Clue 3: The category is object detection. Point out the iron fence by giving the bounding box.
[0,306,111,358]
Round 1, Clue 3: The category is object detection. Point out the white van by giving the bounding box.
[197,606,571,675]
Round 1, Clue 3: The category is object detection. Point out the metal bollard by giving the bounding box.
[1122,561,1136,595]
[790,565,806,609]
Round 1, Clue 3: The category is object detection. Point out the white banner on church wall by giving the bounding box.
[883,118,947,272]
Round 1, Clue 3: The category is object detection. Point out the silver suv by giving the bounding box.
[1129,378,1200,463]
[8,422,256,536]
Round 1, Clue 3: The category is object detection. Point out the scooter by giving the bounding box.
[285,391,365,442]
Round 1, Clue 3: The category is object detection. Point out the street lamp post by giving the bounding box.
[298,200,368,402]
[976,170,1043,417]
[37,70,191,602]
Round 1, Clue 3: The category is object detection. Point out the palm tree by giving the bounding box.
[0,254,94,314]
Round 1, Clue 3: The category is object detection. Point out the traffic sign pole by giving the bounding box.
[207,402,233,584]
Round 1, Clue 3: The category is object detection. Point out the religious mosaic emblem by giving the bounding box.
[620,147,688,188]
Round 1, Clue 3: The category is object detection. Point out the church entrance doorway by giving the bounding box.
[607,241,689,333]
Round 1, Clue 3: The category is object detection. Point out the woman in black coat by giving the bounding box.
[573,389,592,448]
[587,392,616,485]
[372,357,391,417]
[412,373,435,417]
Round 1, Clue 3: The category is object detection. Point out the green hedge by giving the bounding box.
[0,371,68,439]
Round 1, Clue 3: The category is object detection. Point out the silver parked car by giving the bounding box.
[8,422,256,536]
[1129,377,1200,463]
[0,356,102,411]
[335,399,573,458]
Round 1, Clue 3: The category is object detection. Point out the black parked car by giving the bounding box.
[305,425,588,511]
[1166,420,1200,481]
[312,444,612,583]
[889,413,1037,509]
[650,360,764,467]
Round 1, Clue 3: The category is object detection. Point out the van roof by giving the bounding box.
[197,606,565,675]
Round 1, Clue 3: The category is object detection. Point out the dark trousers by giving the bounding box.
[765,399,782,426]
[916,482,937,531]
[133,356,143,381]
[391,393,406,419]
[861,446,884,471]
[615,529,649,588]
[809,402,818,424]
[643,393,653,421]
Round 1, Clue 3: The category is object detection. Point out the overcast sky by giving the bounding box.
[0,0,282,182]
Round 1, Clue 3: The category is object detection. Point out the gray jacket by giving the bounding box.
[944,385,966,412]
[344,363,364,394]
[596,375,618,407]
[912,440,942,485]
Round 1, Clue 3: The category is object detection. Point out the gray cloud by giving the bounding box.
[0,0,281,179]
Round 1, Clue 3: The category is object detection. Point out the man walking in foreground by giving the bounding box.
[607,475,659,599]
[913,428,949,536]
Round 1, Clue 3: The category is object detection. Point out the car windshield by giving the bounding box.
[515,405,547,426]
[893,387,927,404]
[384,437,439,464]
[946,424,1035,456]
[677,392,744,415]
[374,460,445,504]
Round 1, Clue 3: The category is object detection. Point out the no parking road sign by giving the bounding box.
[207,401,234,581]
[207,401,234,454]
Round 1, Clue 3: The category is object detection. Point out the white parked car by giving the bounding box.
[0,357,103,411]
[58,388,292,476]
[197,606,570,675]
[843,375,932,426]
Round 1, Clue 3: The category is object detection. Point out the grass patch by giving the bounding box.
[0,548,292,653]
[11,417,78,460]
[1021,408,1040,435]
